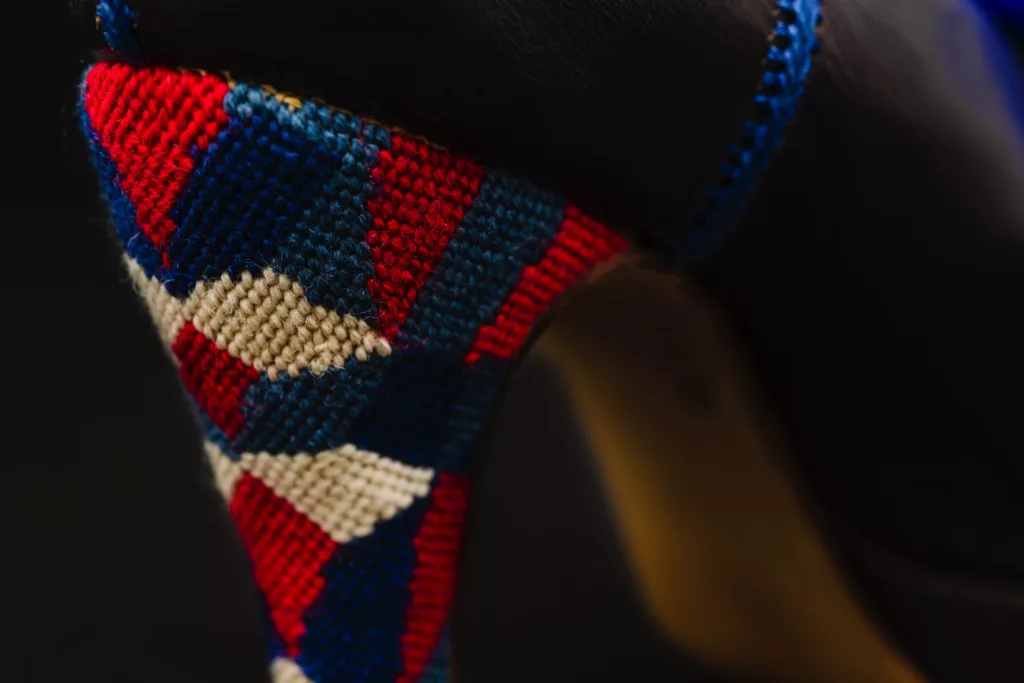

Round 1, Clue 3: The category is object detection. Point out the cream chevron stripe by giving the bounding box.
[270,657,314,683]
[204,441,435,544]
[125,258,391,379]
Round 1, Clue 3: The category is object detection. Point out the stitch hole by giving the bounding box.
[773,32,793,50]
[776,7,799,23]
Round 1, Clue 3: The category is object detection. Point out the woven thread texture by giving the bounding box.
[675,0,823,264]
[81,62,628,683]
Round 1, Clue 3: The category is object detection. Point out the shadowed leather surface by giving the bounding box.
[719,0,1024,582]
[709,2,1024,679]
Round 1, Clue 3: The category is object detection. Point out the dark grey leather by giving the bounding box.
[721,0,1024,577]
[709,3,1024,679]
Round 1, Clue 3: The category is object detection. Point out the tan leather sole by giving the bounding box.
[537,266,925,683]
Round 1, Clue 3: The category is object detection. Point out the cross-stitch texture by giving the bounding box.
[81,61,629,683]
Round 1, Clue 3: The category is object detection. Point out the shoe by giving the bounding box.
[76,0,1024,681]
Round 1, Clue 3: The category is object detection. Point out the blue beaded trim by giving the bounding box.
[675,0,823,264]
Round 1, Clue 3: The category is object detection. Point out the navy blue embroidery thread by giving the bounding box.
[96,0,145,64]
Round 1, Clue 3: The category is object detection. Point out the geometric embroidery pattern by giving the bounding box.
[82,61,630,683]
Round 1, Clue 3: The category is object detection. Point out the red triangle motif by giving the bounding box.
[83,63,230,258]
[171,322,260,440]
[230,474,337,657]
[397,473,470,683]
